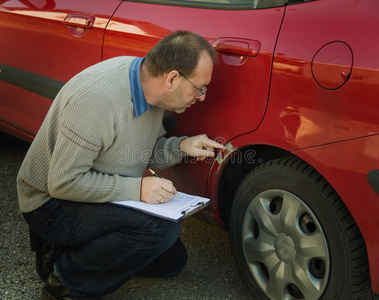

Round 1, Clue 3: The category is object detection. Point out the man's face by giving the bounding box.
[162,53,214,114]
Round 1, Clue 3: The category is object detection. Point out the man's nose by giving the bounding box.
[197,93,206,101]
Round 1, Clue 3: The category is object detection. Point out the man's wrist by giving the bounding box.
[178,136,188,155]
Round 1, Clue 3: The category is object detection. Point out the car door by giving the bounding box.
[0,0,120,140]
[102,0,285,195]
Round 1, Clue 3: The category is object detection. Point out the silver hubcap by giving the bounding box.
[242,189,329,300]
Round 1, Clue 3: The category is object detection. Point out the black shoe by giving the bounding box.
[41,272,103,300]
[41,272,75,300]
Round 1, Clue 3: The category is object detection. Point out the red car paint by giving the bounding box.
[1,0,378,297]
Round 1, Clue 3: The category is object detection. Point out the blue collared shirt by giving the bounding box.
[129,57,152,118]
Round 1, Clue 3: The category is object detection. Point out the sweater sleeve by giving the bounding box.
[147,124,188,170]
[47,91,141,203]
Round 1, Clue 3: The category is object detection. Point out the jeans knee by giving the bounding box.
[156,220,181,248]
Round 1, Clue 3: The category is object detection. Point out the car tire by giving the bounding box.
[230,157,372,300]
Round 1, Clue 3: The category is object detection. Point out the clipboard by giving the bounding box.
[112,192,211,222]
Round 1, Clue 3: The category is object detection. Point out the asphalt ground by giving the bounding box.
[0,133,252,300]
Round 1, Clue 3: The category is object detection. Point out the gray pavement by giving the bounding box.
[0,133,252,300]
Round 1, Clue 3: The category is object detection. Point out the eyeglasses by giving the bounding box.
[179,73,207,97]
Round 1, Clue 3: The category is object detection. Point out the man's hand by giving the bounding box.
[180,134,227,161]
[141,176,177,204]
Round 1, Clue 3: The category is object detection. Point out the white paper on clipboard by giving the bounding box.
[112,192,210,222]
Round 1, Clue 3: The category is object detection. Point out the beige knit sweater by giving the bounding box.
[17,56,186,213]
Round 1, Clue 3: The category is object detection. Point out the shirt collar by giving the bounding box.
[130,57,152,118]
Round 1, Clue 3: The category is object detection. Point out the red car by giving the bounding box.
[1,0,378,299]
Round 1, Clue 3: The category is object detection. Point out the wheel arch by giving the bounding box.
[214,143,375,297]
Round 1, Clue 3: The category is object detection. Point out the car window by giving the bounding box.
[125,0,286,9]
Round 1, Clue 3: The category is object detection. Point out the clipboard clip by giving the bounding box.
[181,202,206,217]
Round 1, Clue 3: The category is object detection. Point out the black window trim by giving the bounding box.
[122,0,288,10]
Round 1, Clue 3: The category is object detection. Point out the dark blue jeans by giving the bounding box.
[23,198,187,298]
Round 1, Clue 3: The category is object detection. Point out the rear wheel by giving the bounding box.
[230,157,371,300]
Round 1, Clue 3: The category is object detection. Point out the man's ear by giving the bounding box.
[166,70,180,88]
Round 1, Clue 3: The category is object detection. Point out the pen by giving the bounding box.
[148,169,180,198]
